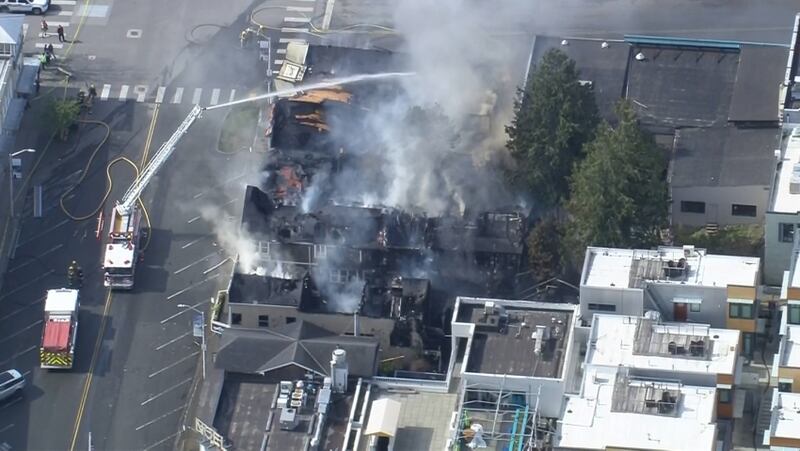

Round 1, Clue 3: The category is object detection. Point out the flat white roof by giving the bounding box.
[582,246,759,289]
[771,128,800,214]
[44,289,78,312]
[770,389,800,441]
[587,314,739,376]
[781,323,800,368]
[556,366,717,451]
[105,243,135,268]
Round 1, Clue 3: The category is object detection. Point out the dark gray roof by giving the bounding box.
[728,45,788,123]
[627,46,739,129]
[216,321,379,377]
[671,126,780,188]
[529,36,630,122]
[228,273,304,306]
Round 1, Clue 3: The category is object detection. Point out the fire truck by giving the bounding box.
[102,105,204,289]
[39,288,80,369]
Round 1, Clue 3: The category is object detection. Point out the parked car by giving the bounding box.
[0,369,25,402]
[0,0,50,15]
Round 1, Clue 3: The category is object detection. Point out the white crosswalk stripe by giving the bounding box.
[281,27,309,33]
[279,38,306,44]
[118,85,129,101]
[276,48,287,55]
[155,86,166,104]
[210,88,220,106]
[46,21,71,28]
[286,6,313,12]
[58,10,73,16]
[228,89,236,103]
[192,88,202,105]
[172,87,183,104]
[51,0,76,5]
[100,84,111,100]
[134,85,147,102]
[284,17,311,23]
[35,43,63,49]
[273,59,285,66]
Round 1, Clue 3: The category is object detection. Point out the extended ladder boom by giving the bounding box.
[116,105,204,215]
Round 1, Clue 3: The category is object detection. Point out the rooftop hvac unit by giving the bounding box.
[790,163,800,194]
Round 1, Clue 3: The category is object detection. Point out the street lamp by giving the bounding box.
[177,303,206,380]
[9,148,35,218]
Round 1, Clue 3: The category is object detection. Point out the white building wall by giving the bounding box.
[579,285,644,320]
[649,284,728,328]
[766,211,800,286]
[672,185,770,227]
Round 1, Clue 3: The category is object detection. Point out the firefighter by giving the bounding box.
[67,261,83,288]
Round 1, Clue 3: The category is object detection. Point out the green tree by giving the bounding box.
[566,101,668,260]
[48,98,80,141]
[527,217,564,281]
[506,48,599,208]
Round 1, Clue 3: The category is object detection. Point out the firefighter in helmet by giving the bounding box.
[67,260,83,288]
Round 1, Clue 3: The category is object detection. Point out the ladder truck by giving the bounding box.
[40,288,80,369]
[103,105,204,289]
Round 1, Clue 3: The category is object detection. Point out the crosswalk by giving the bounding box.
[269,2,315,75]
[34,0,76,49]
[94,84,239,106]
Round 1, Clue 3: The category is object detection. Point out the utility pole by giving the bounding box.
[178,304,206,379]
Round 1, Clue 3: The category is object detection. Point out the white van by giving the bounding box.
[0,0,50,15]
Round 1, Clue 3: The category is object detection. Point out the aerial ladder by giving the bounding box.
[102,105,204,289]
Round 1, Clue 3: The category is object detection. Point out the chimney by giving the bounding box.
[353,311,360,337]
[330,348,348,393]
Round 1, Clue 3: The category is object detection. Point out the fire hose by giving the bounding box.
[59,119,153,251]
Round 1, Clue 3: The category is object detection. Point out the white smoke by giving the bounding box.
[198,204,259,273]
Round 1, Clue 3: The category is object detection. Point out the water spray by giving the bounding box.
[203,72,415,111]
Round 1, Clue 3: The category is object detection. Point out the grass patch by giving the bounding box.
[672,224,764,257]
[218,104,259,153]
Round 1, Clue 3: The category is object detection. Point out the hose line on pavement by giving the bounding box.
[59,119,153,250]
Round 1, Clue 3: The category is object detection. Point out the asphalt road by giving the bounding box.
[1,0,799,450]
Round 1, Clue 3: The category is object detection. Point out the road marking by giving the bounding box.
[187,215,201,224]
[273,59,285,66]
[135,404,187,430]
[141,103,161,166]
[100,83,111,100]
[58,10,73,16]
[0,320,43,345]
[172,87,183,104]
[148,351,199,378]
[154,331,191,351]
[191,88,202,105]
[166,273,220,301]
[181,236,206,249]
[276,48,287,54]
[0,344,38,368]
[174,252,219,275]
[9,243,64,273]
[0,297,44,322]
[155,86,166,104]
[52,0,76,4]
[140,377,193,406]
[209,88,220,105]
[15,218,70,248]
[228,89,236,102]
[69,290,113,451]
[47,21,71,27]
[161,299,209,325]
[284,16,311,23]
[34,42,64,49]
[204,257,231,275]
[286,6,313,12]
[0,270,55,301]
[279,37,306,44]
[118,84,129,101]
[134,85,147,102]
[281,27,310,33]
[143,432,180,451]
